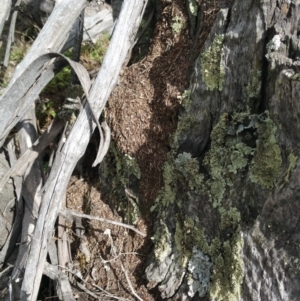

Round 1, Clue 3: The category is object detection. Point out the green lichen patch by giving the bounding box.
[173,209,243,301]
[210,231,243,301]
[203,113,254,207]
[200,34,225,91]
[285,153,297,182]
[177,89,192,108]
[171,114,196,149]
[175,153,204,190]
[150,109,282,300]
[172,16,186,34]
[153,158,177,209]
[249,115,282,189]
[246,68,262,98]
[152,222,172,262]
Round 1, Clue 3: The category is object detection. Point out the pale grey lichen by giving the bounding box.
[188,0,198,16]
[187,247,213,297]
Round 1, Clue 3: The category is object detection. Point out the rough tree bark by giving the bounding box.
[146,0,300,300]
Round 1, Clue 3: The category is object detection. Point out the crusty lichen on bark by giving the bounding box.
[249,114,282,189]
[200,34,225,91]
[148,107,284,300]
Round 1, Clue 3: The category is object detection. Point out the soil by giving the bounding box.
[63,1,221,300]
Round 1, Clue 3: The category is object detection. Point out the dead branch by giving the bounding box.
[4,0,22,67]
[43,261,76,301]
[0,0,11,37]
[59,208,146,237]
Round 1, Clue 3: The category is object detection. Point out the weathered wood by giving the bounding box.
[0,52,94,147]
[0,119,64,192]
[62,8,113,52]
[0,0,11,37]
[4,0,86,88]
[0,140,23,268]
[0,0,86,146]
[8,106,44,300]
[43,261,76,301]
[57,193,71,273]
[20,1,148,300]
[4,0,22,67]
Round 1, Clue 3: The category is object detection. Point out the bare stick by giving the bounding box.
[3,0,22,67]
[59,208,146,237]
[43,261,76,301]
[0,0,11,37]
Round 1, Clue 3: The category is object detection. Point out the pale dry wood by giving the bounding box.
[0,0,11,37]
[92,121,111,166]
[0,140,24,268]
[9,106,44,300]
[21,1,149,300]
[48,239,59,266]
[62,8,113,52]
[57,193,72,272]
[0,0,86,144]
[4,0,22,67]
[9,0,87,85]
[0,119,65,192]
[0,50,109,166]
[43,261,76,301]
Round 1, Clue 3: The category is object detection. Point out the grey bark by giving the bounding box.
[146,0,300,300]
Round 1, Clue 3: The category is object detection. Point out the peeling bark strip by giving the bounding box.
[0,0,87,146]
[19,1,148,300]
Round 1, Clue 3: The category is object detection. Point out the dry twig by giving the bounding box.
[60,208,146,237]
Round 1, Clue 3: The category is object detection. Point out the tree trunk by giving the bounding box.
[146,0,300,300]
